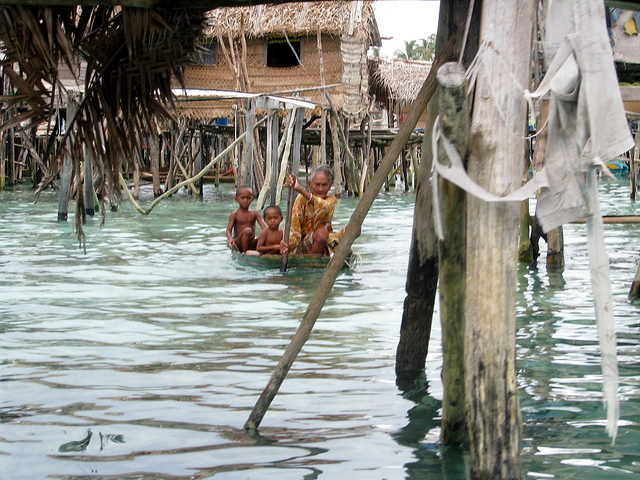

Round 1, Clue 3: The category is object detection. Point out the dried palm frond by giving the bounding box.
[0,5,207,243]
[206,1,380,43]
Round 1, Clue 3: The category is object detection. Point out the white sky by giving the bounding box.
[373,0,441,58]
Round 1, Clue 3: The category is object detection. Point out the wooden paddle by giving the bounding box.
[280,175,295,273]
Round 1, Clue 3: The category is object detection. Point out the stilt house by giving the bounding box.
[176,0,381,122]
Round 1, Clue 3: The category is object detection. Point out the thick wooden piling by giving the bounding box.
[329,111,342,198]
[150,130,162,197]
[631,129,640,202]
[464,0,535,477]
[395,0,467,382]
[269,113,280,204]
[245,99,256,193]
[83,145,95,217]
[436,61,469,446]
[58,92,78,221]
[630,260,640,302]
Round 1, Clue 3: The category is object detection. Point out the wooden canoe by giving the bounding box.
[230,248,354,269]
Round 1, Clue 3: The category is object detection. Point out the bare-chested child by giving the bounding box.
[256,205,283,255]
[226,186,267,253]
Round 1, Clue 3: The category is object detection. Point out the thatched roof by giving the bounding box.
[0,5,208,243]
[372,57,432,103]
[205,0,381,44]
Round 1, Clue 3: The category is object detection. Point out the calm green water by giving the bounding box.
[0,179,639,480]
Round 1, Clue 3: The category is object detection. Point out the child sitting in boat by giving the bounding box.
[226,186,267,253]
[256,205,284,255]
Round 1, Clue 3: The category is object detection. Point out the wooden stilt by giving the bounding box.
[631,129,639,202]
[58,153,73,221]
[274,110,298,204]
[196,125,205,198]
[401,150,409,192]
[546,226,565,270]
[329,111,342,198]
[1,131,5,192]
[150,132,161,197]
[519,199,533,262]
[629,259,640,302]
[317,28,327,166]
[58,92,78,221]
[245,99,255,194]
[291,107,305,178]
[256,110,276,211]
[436,61,469,446]
[269,113,280,204]
[8,126,15,186]
[83,145,95,217]
[464,1,535,476]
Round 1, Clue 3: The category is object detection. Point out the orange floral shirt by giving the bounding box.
[289,193,337,252]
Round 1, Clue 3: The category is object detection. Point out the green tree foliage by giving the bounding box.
[394,34,436,61]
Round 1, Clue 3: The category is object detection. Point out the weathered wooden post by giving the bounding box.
[149,130,162,197]
[83,145,95,217]
[196,125,205,198]
[630,260,640,302]
[631,128,639,202]
[245,99,255,193]
[329,111,342,198]
[464,0,535,477]
[269,113,280,204]
[436,61,469,446]
[396,0,474,380]
[532,101,565,269]
[58,91,78,221]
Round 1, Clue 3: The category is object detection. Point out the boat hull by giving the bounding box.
[231,249,350,269]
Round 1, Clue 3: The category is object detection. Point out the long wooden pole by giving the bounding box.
[437,61,469,446]
[280,107,305,274]
[244,38,455,432]
[280,183,295,273]
[464,1,535,477]
[396,7,461,380]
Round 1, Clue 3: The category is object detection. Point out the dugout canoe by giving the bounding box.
[230,248,355,269]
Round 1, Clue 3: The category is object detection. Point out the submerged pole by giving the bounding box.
[464,0,535,477]
[58,92,78,221]
[396,0,475,381]
[436,61,469,446]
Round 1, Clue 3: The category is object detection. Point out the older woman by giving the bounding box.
[282,165,345,255]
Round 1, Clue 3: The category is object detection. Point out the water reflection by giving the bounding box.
[1,180,639,479]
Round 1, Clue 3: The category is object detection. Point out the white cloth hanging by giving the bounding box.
[431,0,633,443]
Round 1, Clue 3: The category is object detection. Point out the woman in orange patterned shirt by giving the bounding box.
[281,165,345,255]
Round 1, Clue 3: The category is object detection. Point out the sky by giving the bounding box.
[373,0,441,58]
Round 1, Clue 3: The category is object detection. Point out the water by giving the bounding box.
[0,179,639,480]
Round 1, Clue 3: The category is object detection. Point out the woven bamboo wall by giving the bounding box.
[179,34,367,119]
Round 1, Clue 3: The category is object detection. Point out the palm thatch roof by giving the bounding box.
[205,0,381,44]
[0,5,207,242]
[372,58,432,104]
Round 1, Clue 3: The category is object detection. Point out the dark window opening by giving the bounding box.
[193,38,217,65]
[267,36,301,68]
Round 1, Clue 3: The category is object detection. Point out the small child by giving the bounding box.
[256,205,284,255]
[226,186,267,253]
